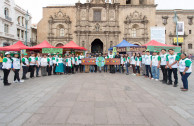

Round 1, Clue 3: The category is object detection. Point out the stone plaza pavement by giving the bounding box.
[0,67,194,126]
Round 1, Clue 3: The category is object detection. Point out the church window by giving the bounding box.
[110,41,113,48]
[132,28,136,38]
[188,44,192,49]
[82,41,85,47]
[188,18,193,25]
[139,0,144,4]
[93,10,101,21]
[126,0,131,4]
[60,28,65,37]
[4,7,9,17]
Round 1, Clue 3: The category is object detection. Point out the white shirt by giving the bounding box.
[2,57,12,69]
[12,58,21,69]
[41,58,48,66]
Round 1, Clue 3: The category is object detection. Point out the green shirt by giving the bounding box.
[3,58,8,63]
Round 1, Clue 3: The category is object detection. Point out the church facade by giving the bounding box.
[37,0,194,54]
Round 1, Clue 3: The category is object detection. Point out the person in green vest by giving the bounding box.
[120,54,125,73]
[135,53,142,76]
[52,53,57,75]
[55,54,64,75]
[66,54,72,74]
[141,51,146,76]
[21,53,29,80]
[75,54,79,73]
[124,54,130,75]
[2,52,12,86]
[35,53,41,77]
[179,53,192,91]
[166,49,180,87]
[108,51,115,73]
[151,51,161,81]
[29,52,36,78]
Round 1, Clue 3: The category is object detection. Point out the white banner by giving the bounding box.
[177,22,184,35]
[151,27,166,44]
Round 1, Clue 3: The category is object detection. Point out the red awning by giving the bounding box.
[29,40,55,50]
[61,41,87,50]
[0,41,31,51]
[142,40,175,47]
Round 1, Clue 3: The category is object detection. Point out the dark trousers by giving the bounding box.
[168,68,178,84]
[14,69,20,81]
[104,65,108,72]
[161,65,168,82]
[47,66,52,76]
[121,65,124,73]
[22,66,29,79]
[72,65,75,74]
[75,65,79,72]
[110,65,115,73]
[53,64,56,75]
[67,66,71,74]
[132,64,136,74]
[146,65,152,77]
[180,72,191,89]
[136,66,140,74]
[79,64,83,72]
[3,69,10,85]
[94,65,97,72]
[36,66,40,76]
[115,65,121,73]
[29,65,35,78]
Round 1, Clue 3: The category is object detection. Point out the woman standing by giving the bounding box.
[130,52,136,75]
[120,54,125,73]
[47,54,53,76]
[179,53,192,91]
[29,53,36,78]
[55,54,64,75]
[2,52,12,86]
[12,52,24,83]
[135,53,142,76]
[35,53,41,77]
[75,54,79,73]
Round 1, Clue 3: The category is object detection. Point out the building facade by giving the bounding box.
[38,0,194,54]
[0,0,32,47]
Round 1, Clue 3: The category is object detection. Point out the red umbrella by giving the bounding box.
[0,41,30,51]
[29,40,55,50]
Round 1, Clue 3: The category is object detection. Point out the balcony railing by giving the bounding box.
[5,15,12,22]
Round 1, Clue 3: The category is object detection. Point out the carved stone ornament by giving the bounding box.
[90,0,105,4]
[53,11,71,23]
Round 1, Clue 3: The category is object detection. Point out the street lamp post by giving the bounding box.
[174,11,179,46]
[25,11,30,46]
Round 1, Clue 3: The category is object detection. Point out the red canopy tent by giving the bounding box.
[29,40,55,50]
[142,40,175,47]
[61,41,87,50]
[0,41,31,51]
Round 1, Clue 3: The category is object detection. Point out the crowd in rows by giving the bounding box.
[0,49,192,91]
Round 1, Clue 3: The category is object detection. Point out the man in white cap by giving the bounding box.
[2,52,12,86]
[12,52,24,83]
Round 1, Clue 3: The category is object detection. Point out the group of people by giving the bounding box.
[0,49,192,91]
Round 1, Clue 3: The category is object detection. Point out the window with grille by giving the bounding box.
[17,29,20,37]
[188,44,192,49]
[93,10,101,22]
[126,0,131,4]
[189,30,192,34]
[132,28,136,38]
[4,8,9,16]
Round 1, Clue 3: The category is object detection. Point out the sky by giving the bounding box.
[14,0,194,24]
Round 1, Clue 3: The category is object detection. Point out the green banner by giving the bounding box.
[42,48,63,54]
[147,46,181,53]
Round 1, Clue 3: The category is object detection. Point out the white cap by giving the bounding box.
[5,52,11,55]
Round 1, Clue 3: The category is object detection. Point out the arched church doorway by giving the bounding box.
[91,39,103,54]
[55,43,64,47]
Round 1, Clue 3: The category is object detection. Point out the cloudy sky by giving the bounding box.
[14,0,194,24]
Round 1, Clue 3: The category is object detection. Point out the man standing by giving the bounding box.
[79,53,84,73]
[29,53,36,78]
[167,49,180,87]
[52,53,57,75]
[108,51,115,73]
[145,50,152,79]
[115,52,121,73]
[151,51,161,81]
[22,53,29,80]
[2,52,12,86]
[160,49,168,84]
[141,51,146,76]
[66,55,72,74]
[71,54,75,74]
[47,54,53,76]
[35,53,41,77]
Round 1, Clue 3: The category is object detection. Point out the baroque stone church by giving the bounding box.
[37,0,194,54]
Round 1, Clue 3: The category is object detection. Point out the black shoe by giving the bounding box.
[126,73,129,75]
[24,78,29,80]
[36,75,40,77]
[173,84,178,87]
[162,81,167,84]
[4,83,11,86]
[167,82,172,85]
